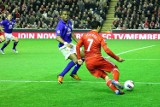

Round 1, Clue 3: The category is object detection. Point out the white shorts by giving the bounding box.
[4,33,14,41]
[59,43,76,60]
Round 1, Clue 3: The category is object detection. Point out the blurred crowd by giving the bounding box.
[113,0,160,29]
[0,0,110,29]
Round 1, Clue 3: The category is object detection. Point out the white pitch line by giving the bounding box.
[116,45,156,56]
[106,45,156,58]
[0,80,160,85]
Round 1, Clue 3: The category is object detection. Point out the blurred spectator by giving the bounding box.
[77,0,85,12]
[143,19,149,30]
[113,0,160,29]
[0,0,110,29]
[0,2,5,14]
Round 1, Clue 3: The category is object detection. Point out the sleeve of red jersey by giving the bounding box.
[76,38,83,60]
[101,39,119,61]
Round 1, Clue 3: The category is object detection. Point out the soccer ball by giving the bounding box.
[124,80,134,90]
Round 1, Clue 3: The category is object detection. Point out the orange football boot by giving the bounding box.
[70,74,81,80]
[57,76,63,84]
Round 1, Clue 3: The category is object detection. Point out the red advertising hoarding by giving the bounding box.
[12,32,160,40]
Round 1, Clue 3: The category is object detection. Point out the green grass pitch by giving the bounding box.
[0,39,160,107]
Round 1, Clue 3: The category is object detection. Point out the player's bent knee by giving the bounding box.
[112,68,119,72]
[69,55,78,64]
[73,60,78,64]
[105,76,110,81]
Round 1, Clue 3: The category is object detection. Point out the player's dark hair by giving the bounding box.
[60,8,69,15]
[90,21,101,29]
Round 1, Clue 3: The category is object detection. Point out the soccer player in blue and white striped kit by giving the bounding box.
[0,14,19,54]
[55,9,84,84]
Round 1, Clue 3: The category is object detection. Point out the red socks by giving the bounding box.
[112,68,119,81]
[106,79,118,92]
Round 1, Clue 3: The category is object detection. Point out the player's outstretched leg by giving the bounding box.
[12,37,19,53]
[112,68,120,81]
[105,76,124,95]
[70,63,81,80]
[12,41,19,53]
[57,60,75,84]
[111,68,124,89]
[0,41,10,54]
[107,80,124,95]
[70,58,84,80]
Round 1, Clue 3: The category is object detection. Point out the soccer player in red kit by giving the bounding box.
[76,21,125,95]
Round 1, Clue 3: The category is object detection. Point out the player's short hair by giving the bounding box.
[60,9,69,15]
[90,21,101,29]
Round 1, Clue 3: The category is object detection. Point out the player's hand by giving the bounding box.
[66,43,73,48]
[78,59,83,65]
[118,58,125,62]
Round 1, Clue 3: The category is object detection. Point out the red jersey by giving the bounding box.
[76,30,119,61]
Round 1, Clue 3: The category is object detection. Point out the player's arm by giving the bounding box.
[55,25,66,44]
[56,35,67,45]
[71,32,78,43]
[56,36,73,48]
[76,38,83,65]
[101,39,124,62]
[55,25,72,48]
